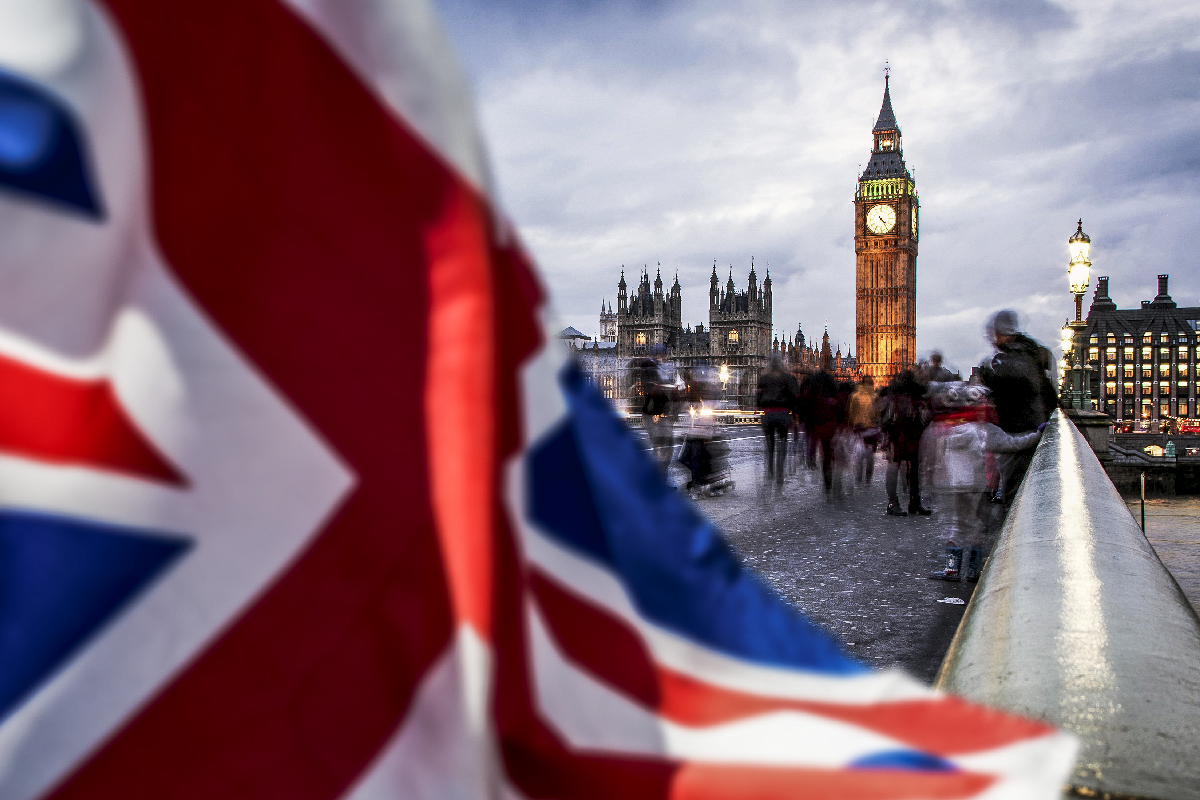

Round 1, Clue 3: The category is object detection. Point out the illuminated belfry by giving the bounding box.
[854,71,918,384]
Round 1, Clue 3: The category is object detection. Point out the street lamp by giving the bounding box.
[1059,323,1074,390]
[1063,220,1093,409]
[1068,219,1091,322]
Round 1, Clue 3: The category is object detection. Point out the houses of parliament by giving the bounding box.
[570,75,918,406]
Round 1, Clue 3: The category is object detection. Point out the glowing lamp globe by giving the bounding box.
[1067,219,1092,295]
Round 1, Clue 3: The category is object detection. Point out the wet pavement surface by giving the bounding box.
[1127,496,1200,616]
[650,425,994,683]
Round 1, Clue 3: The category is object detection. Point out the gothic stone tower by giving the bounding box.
[615,266,682,357]
[709,261,773,407]
[855,74,918,384]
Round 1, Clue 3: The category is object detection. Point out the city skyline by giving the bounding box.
[432,0,1200,374]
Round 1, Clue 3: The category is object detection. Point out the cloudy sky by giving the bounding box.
[431,0,1200,373]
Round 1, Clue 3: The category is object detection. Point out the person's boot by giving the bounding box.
[909,496,932,516]
[886,498,908,516]
[966,548,981,582]
[928,547,963,581]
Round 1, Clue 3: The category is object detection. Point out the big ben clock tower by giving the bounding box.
[855,72,917,384]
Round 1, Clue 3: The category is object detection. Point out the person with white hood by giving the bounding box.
[921,382,1043,581]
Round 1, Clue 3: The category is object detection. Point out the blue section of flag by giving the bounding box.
[0,71,103,218]
[528,364,864,675]
[850,750,958,772]
[0,509,189,721]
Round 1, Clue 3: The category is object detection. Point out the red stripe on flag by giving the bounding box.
[426,183,497,636]
[530,567,1055,756]
[671,764,994,800]
[658,668,1054,758]
[0,352,183,484]
[529,566,661,706]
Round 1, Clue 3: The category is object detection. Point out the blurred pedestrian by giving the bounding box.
[978,310,1058,504]
[756,354,801,488]
[928,351,957,383]
[798,370,843,498]
[629,349,675,478]
[921,382,1042,581]
[878,369,930,516]
[847,375,879,485]
[678,366,733,497]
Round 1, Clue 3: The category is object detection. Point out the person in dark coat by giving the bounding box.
[756,354,801,487]
[978,309,1058,504]
[878,369,931,516]
[798,369,843,497]
[927,351,958,383]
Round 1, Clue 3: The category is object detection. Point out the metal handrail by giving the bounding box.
[1108,442,1165,464]
[935,410,1200,800]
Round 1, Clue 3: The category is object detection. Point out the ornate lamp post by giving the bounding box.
[1068,220,1092,321]
[1059,323,1074,395]
[1064,220,1093,409]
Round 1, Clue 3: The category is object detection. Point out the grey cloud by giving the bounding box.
[434,0,1200,373]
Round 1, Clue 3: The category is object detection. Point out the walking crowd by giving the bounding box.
[625,309,1059,583]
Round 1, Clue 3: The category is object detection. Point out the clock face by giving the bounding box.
[911,206,918,236]
[866,204,897,234]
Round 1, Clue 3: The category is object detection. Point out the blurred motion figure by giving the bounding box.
[978,310,1058,505]
[921,382,1041,581]
[629,348,676,478]
[756,354,800,488]
[878,369,930,516]
[678,366,733,497]
[847,375,879,485]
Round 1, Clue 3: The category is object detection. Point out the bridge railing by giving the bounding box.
[935,410,1200,800]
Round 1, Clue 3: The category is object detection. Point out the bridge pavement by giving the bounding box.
[659,427,986,683]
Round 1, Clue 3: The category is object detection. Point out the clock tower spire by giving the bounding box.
[855,71,918,384]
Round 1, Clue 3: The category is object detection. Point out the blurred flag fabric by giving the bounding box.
[0,1,1076,798]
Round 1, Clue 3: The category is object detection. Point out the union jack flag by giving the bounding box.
[0,1,1075,798]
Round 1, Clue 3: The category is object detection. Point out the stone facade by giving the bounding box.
[773,323,858,378]
[606,262,773,408]
[615,266,683,355]
[1082,274,1198,429]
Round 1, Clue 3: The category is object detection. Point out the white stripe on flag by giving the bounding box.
[281,0,493,196]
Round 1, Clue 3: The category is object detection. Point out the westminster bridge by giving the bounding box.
[642,412,1200,800]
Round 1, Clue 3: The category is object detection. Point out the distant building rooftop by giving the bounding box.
[557,326,589,340]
